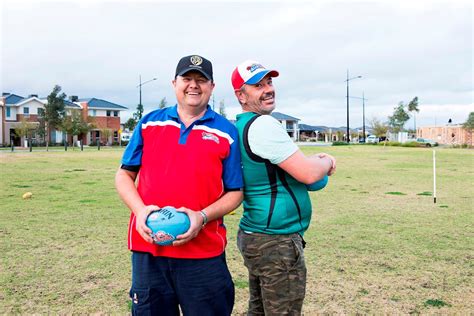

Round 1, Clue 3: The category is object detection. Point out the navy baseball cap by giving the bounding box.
[175,55,213,81]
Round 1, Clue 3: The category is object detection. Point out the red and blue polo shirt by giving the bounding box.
[121,105,243,259]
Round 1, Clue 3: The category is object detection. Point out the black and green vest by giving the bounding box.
[235,112,312,235]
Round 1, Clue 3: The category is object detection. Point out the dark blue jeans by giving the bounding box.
[130,251,234,316]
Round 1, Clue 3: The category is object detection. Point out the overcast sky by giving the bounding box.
[1,0,472,128]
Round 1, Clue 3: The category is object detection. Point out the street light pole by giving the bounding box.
[345,70,362,143]
[349,94,368,142]
[362,92,366,142]
[346,70,349,143]
[137,75,157,119]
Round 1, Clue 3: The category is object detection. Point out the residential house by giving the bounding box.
[271,112,300,141]
[0,93,80,146]
[0,92,127,146]
[299,124,329,141]
[299,124,361,142]
[76,97,127,145]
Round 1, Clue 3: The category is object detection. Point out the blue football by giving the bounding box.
[146,206,190,245]
[306,175,329,191]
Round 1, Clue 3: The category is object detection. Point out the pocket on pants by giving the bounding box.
[290,235,305,270]
[277,236,305,272]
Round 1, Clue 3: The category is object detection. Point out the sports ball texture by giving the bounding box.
[146,207,191,245]
[306,175,329,191]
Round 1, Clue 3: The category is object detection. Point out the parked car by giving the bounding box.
[366,135,379,144]
[415,138,438,147]
[121,132,131,145]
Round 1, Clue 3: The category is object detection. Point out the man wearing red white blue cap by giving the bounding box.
[232,60,336,314]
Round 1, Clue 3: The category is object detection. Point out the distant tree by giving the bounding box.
[124,117,137,131]
[388,102,410,133]
[36,117,47,144]
[134,103,144,121]
[463,112,474,146]
[407,96,419,131]
[463,112,474,129]
[158,97,167,109]
[61,109,92,147]
[325,128,332,142]
[370,117,389,138]
[101,128,113,145]
[41,85,66,149]
[350,131,358,142]
[14,118,36,146]
[218,99,226,118]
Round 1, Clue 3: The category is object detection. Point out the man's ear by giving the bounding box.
[235,90,246,104]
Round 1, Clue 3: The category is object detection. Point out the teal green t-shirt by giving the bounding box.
[235,112,312,235]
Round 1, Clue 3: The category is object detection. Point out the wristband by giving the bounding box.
[199,210,208,227]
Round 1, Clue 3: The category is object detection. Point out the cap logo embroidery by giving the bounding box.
[247,63,264,73]
[190,56,203,66]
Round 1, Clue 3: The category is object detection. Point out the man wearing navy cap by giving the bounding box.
[231,60,336,315]
[116,55,243,315]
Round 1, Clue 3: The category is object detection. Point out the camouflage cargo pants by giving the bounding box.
[237,229,306,316]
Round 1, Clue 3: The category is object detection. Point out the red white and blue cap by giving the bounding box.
[231,60,279,90]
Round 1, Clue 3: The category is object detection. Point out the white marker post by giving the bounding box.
[433,150,437,204]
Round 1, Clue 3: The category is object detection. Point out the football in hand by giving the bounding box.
[306,175,329,191]
[146,206,191,245]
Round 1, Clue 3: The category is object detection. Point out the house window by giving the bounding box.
[95,130,100,138]
[88,109,97,116]
[107,110,111,116]
[23,107,30,117]
[113,111,118,117]
[38,108,44,116]
[6,106,11,117]
[114,131,118,141]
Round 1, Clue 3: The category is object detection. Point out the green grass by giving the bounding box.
[1,146,473,314]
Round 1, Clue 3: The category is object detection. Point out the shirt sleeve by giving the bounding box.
[222,125,244,191]
[121,120,144,170]
[248,115,299,164]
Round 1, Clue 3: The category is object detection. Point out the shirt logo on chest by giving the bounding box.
[202,132,220,144]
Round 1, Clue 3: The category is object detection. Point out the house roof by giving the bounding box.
[38,97,82,109]
[271,112,300,121]
[63,99,82,108]
[78,98,127,110]
[299,124,330,132]
[3,93,25,105]
[17,97,46,106]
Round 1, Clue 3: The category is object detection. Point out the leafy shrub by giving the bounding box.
[378,141,402,146]
[451,144,470,149]
[402,141,422,147]
[332,141,350,146]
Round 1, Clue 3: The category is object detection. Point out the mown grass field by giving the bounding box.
[1,146,473,314]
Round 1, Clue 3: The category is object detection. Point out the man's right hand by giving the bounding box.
[135,205,160,244]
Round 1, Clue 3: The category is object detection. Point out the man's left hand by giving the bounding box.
[317,153,337,176]
[173,207,204,246]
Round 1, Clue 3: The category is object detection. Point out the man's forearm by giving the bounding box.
[201,190,243,222]
[115,168,146,216]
